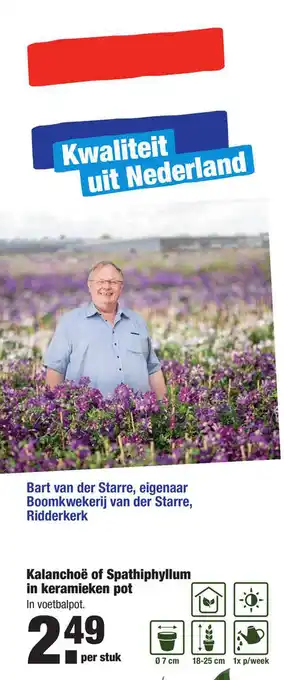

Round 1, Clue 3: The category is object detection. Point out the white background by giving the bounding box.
[0,0,276,236]
[0,462,282,678]
[0,1,283,678]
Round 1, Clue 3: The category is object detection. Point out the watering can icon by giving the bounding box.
[238,625,265,645]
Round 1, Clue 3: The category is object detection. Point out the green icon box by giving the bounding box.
[191,620,226,655]
[150,620,185,655]
[234,620,268,655]
[234,582,268,617]
[191,582,226,617]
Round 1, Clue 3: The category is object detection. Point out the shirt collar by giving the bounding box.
[85,301,130,318]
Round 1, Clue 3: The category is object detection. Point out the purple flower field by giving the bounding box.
[0,248,280,471]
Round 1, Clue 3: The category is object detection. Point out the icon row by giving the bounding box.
[191,582,268,617]
[150,620,269,655]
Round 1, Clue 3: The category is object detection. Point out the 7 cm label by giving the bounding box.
[155,656,179,665]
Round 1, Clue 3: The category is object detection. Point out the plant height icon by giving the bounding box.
[204,624,214,651]
[198,623,215,651]
[192,621,225,655]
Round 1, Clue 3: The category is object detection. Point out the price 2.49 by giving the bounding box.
[28,615,104,664]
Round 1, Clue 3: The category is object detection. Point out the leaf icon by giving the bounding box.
[203,597,211,606]
[214,669,230,680]
[210,598,215,604]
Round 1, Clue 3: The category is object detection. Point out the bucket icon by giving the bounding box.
[157,631,177,651]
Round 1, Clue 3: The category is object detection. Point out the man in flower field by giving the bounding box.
[44,261,166,399]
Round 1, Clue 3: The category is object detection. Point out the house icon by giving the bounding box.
[195,586,223,614]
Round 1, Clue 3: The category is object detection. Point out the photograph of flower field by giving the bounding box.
[0,239,279,472]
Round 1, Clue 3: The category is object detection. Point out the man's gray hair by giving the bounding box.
[88,261,123,281]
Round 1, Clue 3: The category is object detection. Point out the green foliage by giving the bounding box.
[249,322,274,345]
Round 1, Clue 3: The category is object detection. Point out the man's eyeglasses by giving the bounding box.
[89,279,123,286]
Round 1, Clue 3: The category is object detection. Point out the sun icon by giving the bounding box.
[239,587,264,612]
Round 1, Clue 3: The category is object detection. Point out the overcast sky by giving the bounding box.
[0,198,269,240]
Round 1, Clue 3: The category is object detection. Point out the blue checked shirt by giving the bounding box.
[43,302,161,396]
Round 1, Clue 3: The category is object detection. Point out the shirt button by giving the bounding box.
[117,355,119,358]
[119,368,122,371]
